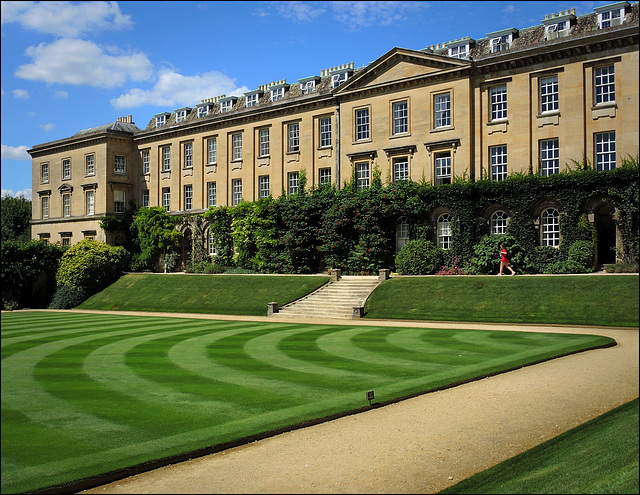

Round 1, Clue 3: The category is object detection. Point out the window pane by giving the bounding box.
[435,93,451,128]
[393,101,408,134]
[540,139,559,176]
[540,76,559,113]
[595,132,616,170]
[490,86,507,120]
[490,145,508,180]
[595,66,615,104]
[356,108,370,140]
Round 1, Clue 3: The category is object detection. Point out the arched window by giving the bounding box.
[491,211,508,235]
[541,208,560,247]
[437,214,452,249]
[396,217,410,252]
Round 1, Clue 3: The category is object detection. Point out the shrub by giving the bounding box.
[395,240,444,275]
[467,234,524,275]
[604,262,639,273]
[185,260,226,274]
[544,259,587,274]
[567,240,595,272]
[436,256,466,275]
[56,239,129,297]
[48,285,87,309]
[528,246,562,274]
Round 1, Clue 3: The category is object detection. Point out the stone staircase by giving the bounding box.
[270,275,381,319]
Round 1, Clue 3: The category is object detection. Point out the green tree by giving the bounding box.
[129,207,182,271]
[1,194,32,243]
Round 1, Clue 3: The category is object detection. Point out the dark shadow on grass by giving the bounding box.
[32,339,616,495]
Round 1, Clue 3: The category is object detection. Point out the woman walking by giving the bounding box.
[497,243,516,276]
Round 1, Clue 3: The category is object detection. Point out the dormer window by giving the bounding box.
[155,113,169,128]
[175,108,189,123]
[271,87,285,101]
[331,72,348,88]
[595,2,628,28]
[197,105,210,118]
[246,93,259,107]
[448,44,469,59]
[302,80,315,93]
[546,21,569,39]
[491,35,511,52]
[542,10,575,40]
[219,97,236,113]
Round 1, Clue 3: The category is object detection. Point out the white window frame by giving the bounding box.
[162,147,171,172]
[142,150,150,174]
[540,139,560,176]
[271,87,285,102]
[319,168,331,185]
[435,152,451,185]
[184,142,193,168]
[232,134,242,161]
[595,132,616,171]
[301,80,315,94]
[209,230,218,256]
[392,100,408,135]
[114,190,125,213]
[356,162,370,191]
[142,190,149,208]
[220,100,233,113]
[541,208,560,247]
[42,196,49,219]
[393,157,409,183]
[331,72,348,88]
[207,138,217,164]
[85,155,95,176]
[184,184,193,210]
[175,109,187,123]
[490,86,507,121]
[540,75,559,113]
[114,155,126,174]
[490,34,511,53]
[288,171,299,196]
[594,65,615,105]
[86,190,95,216]
[396,217,410,252]
[232,179,242,206]
[434,93,451,128]
[41,163,49,183]
[355,108,370,141]
[437,214,452,249]
[320,117,332,147]
[288,123,299,152]
[259,175,270,199]
[162,188,170,211]
[490,145,508,181]
[62,159,71,180]
[207,182,217,207]
[259,128,270,157]
[197,105,209,118]
[491,211,508,235]
[246,93,259,107]
[62,193,71,217]
[155,115,166,127]
[598,8,624,29]
[448,44,469,59]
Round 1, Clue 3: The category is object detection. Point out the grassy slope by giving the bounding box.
[365,275,639,327]
[440,398,639,494]
[79,273,330,315]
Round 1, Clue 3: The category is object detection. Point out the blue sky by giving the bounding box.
[1,0,621,200]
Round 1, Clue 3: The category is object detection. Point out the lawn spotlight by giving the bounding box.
[367,390,374,405]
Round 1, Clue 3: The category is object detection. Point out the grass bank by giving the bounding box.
[79,273,330,316]
[440,398,639,494]
[365,275,639,327]
[0,311,614,494]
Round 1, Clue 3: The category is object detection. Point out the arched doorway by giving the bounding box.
[595,203,616,265]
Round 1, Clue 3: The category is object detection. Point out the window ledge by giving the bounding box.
[591,103,617,119]
[430,126,454,134]
[536,112,560,127]
[487,120,509,133]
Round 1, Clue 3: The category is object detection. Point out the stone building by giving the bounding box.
[30,2,639,263]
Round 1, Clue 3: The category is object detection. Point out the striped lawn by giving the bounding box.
[1,311,614,494]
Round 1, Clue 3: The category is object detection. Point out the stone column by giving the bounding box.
[378,268,391,281]
[267,302,279,316]
[330,269,342,281]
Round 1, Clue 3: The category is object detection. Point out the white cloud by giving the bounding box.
[12,89,29,99]
[54,90,68,99]
[15,38,153,89]
[40,123,56,132]
[111,68,250,109]
[1,1,133,37]
[1,144,31,160]
[330,1,427,29]
[273,1,326,22]
[1,189,32,201]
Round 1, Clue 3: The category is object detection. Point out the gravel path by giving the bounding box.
[79,314,639,494]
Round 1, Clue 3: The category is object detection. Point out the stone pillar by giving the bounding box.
[330,269,342,281]
[267,302,279,316]
[352,306,364,318]
[378,268,391,281]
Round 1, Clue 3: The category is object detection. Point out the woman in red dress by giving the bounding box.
[497,243,516,276]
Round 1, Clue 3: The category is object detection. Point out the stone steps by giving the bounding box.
[270,275,381,319]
